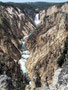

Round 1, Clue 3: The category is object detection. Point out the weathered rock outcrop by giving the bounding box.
[0,75,16,90]
[40,10,46,24]
[0,6,35,61]
[46,5,58,16]
[26,3,68,89]
[61,3,68,13]
[0,5,35,89]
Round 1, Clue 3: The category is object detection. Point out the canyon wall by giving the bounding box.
[0,5,35,89]
[0,2,68,90]
[26,3,68,89]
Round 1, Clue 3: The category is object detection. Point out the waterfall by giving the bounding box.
[34,13,41,26]
[18,35,30,82]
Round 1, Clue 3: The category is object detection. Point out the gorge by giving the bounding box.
[0,1,68,90]
[18,13,41,83]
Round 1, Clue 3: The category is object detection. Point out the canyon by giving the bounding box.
[0,2,68,90]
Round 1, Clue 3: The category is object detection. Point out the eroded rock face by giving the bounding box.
[40,10,46,24]
[61,3,68,13]
[58,66,68,89]
[0,5,35,89]
[0,5,35,61]
[0,75,15,90]
[26,6,68,86]
[46,5,58,16]
[30,66,68,90]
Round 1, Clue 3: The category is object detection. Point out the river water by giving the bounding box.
[18,35,30,82]
[18,13,41,82]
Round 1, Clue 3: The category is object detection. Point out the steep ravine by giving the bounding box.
[0,2,68,90]
[18,13,41,85]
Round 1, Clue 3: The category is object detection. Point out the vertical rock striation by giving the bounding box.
[26,4,68,89]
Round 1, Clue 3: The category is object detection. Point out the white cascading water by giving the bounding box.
[18,13,41,83]
[34,13,41,26]
[18,35,30,82]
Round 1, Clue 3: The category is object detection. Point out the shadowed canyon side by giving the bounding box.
[0,1,68,90]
